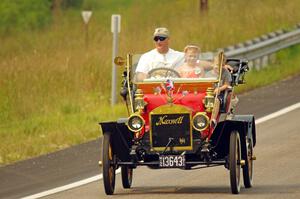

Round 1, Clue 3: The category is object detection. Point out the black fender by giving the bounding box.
[231,115,256,147]
[210,115,256,159]
[99,118,133,161]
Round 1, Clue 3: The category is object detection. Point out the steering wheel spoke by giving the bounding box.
[148,67,180,79]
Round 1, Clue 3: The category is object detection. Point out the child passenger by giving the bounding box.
[206,55,232,95]
[207,55,232,126]
[176,45,205,78]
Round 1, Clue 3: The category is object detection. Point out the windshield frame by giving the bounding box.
[130,53,222,85]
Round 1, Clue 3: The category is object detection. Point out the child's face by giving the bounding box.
[185,49,199,66]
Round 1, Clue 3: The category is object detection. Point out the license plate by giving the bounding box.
[159,155,185,168]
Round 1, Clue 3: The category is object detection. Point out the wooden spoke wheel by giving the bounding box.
[229,131,241,194]
[121,166,133,189]
[102,132,116,195]
[243,137,254,188]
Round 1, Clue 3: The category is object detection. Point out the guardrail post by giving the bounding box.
[245,40,253,46]
[268,32,277,38]
[248,60,253,70]
[261,55,269,68]
[235,43,244,49]
[253,37,261,44]
[269,54,276,64]
[254,58,262,70]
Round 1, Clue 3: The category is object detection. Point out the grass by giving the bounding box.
[1,0,300,165]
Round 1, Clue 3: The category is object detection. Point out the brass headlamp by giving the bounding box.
[134,89,147,113]
[192,112,210,131]
[204,87,215,113]
[127,114,145,132]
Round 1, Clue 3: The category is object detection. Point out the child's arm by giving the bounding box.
[214,82,230,95]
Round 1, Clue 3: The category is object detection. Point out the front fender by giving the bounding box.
[99,118,133,161]
[210,115,256,159]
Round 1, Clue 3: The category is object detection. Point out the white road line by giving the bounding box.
[21,169,121,199]
[255,102,300,124]
[22,102,300,199]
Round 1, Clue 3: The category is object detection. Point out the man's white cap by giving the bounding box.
[153,27,169,38]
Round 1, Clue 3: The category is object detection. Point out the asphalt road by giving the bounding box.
[0,75,300,198]
[44,107,300,199]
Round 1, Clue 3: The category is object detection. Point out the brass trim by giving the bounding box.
[133,79,219,85]
[204,87,215,113]
[126,113,145,132]
[150,104,192,114]
[240,160,246,166]
[149,104,193,151]
[114,56,126,66]
[127,54,134,114]
[217,51,224,83]
[211,51,224,118]
[151,146,193,151]
[192,112,210,131]
[134,89,146,113]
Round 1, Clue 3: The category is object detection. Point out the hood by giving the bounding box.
[143,92,206,115]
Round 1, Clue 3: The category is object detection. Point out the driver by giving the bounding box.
[135,27,184,81]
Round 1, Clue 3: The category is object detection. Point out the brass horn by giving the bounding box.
[114,56,126,66]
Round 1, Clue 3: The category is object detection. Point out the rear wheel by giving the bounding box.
[121,166,133,188]
[102,132,116,195]
[243,137,254,188]
[229,131,241,194]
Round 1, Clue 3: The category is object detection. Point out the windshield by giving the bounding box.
[131,54,221,84]
[143,65,220,82]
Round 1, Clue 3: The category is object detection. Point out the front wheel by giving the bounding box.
[121,166,133,188]
[229,131,241,194]
[243,137,254,188]
[102,132,116,195]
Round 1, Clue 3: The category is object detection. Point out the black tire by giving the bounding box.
[229,131,241,194]
[102,132,116,195]
[243,137,254,188]
[121,166,133,189]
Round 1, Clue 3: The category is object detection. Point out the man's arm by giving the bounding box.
[135,53,151,82]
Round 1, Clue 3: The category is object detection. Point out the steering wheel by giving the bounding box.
[148,67,180,79]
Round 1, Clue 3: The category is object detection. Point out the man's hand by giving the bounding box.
[134,72,147,82]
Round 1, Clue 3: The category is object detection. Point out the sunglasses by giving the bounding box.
[154,36,167,42]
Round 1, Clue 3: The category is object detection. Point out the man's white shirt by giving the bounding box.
[135,48,184,73]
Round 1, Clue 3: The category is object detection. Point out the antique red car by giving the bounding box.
[99,52,256,195]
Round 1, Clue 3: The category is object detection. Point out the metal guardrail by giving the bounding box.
[202,23,300,70]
